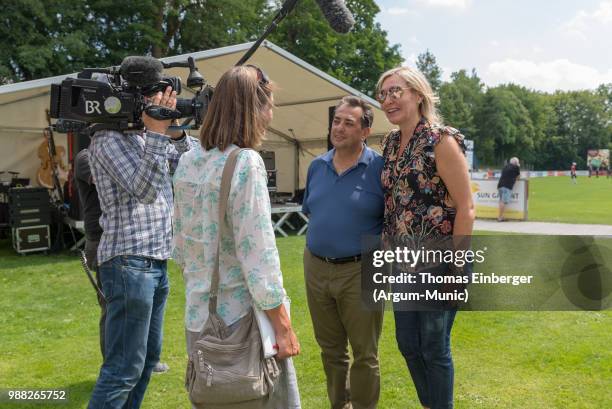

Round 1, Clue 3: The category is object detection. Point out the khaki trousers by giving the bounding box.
[304,248,384,409]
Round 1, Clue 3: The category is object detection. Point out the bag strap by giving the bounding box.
[209,147,246,314]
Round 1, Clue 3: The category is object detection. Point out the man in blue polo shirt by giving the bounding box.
[302,96,384,409]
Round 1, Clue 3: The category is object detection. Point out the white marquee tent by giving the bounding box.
[0,41,395,193]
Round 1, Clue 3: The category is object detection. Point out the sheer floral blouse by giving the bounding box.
[381,118,466,246]
[173,146,286,332]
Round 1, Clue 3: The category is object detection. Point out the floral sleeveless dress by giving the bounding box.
[381,118,466,247]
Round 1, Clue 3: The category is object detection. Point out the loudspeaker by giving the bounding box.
[259,151,275,171]
[9,187,49,213]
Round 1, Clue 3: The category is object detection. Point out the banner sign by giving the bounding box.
[587,149,610,171]
[472,170,589,179]
[471,179,528,220]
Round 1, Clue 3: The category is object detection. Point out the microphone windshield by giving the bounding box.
[314,0,355,34]
[120,56,164,88]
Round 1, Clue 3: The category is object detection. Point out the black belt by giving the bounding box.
[312,252,362,264]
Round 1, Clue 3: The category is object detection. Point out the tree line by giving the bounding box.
[418,51,612,170]
[0,0,401,96]
[2,1,610,169]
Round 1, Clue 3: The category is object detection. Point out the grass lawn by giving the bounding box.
[527,176,612,225]
[1,236,611,408]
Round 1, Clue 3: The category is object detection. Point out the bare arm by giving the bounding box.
[264,304,300,359]
[435,135,475,237]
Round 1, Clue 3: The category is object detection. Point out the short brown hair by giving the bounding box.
[200,65,273,151]
[335,96,374,128]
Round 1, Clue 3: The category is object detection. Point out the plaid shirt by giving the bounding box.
[89,129,198,264]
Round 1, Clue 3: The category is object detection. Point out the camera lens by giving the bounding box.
[175,98,193,116]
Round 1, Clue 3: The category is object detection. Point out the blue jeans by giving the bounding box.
[394,309,457,409]
[88,256,169,409]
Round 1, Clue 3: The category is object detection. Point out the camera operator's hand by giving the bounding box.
[143,86,176,136]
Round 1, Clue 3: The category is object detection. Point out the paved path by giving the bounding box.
[474,219,612,235]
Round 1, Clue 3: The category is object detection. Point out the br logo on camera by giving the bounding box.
[85,100,102,115]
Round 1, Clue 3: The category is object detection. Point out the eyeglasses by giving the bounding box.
[376,86,411,103]
[246,64,270,86]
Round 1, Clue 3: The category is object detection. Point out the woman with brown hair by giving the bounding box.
[376,66,474,409]
[173,65,300,408]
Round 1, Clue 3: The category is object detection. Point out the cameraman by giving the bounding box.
[87,86,197,409]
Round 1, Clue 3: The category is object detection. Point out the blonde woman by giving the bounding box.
[173,65,300,408]
[376,67,474,409]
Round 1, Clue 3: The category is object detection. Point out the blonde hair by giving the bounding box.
[200,65,273,151]
[376,66,442,126]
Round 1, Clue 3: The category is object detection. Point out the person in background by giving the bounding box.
[302,96,384,409]
[173,65,301,408]
[377,66,474,409]
[74,148,105,357]
[497,157,520,222]
[570,162,577,184]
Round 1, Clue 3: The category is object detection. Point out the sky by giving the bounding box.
[374,0,612,92]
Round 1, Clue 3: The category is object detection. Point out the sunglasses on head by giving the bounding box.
[245,64,270,86]
[376,86,411,103]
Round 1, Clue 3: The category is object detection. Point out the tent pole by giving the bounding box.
[327,106,335,151]
[289,129,299,191]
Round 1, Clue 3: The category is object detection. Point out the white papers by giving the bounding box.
[254,298,291,358]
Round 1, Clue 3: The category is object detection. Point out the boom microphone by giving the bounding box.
[314,0,355,33]
[120,56,164,88]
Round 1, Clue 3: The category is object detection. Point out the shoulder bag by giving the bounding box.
[185,147,281,406]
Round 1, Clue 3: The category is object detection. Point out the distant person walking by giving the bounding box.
[497,157,520,222]
[570,162,577,184]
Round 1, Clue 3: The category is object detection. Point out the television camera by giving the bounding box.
[48,56,213,134]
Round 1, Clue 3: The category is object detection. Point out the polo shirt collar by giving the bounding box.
[358,144,374,165]
[322,148,335,163]
[323,143,372,166]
